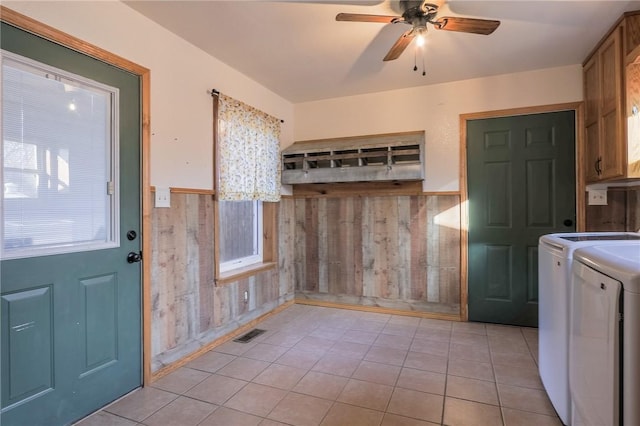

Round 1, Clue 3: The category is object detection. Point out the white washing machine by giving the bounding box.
[570,243,640,426]
[538,232,640,425]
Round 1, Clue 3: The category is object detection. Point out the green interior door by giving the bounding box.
[467,110,576,327]
[1,23,142,425]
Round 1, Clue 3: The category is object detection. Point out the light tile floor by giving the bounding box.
[76,304,561,426]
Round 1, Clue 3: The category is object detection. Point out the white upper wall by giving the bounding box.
[4,2,583,192]
[294,65,583,192]
[4,0,294,190]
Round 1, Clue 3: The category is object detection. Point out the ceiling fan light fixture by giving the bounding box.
[415,27,427,47]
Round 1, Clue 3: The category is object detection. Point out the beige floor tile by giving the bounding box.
[337,378,394,411]
[410,337,450,357]
[293,371,349,400]
[448,342,491,363]
[341,329,379,345]
[320,402,384,426]
[493,364,543,389]
[364,345,408,366]
[309,326,346,341]
[216,357,270,381]
[327,340,370,359]
[267,392,333,426]
[451,332,489,347]
[184,374,247,405]
[404,351,448,374]
[149,367,210,394]
[447,358,495,382]
[381,413,439,426]
[414,327,452,343]
[252,363,307,390]
[418,318,453,331]
[387,387,444,423]
[497,384,556,416]
[350,319,387,333]
[312,353,361,377]
[452,322,487,336]
[241,343,290,362]
[214,340,257,356]
[396,367,446,395]
[275,347,324,369]
[262,330,306,347]
[502,408,562,426]
[352,360,401,386]
[489,335,530,355]
[143,396,217,426]
[105,387,177,422]
[389,315,421,326]
[443,397,503,426]
[446,375,499,405]
[199,407,262,426]
[491,351,537,370]
[486,324,524,338]
[374,333,413,350]
[381,323,417,338]
[75,411,138,426]
[294,336,336,353]
[185,350,236,373]
[259,419,289,426]
[224,383,287,417]
[79,306,562,426]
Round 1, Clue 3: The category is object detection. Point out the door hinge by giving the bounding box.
[107,181,115,195]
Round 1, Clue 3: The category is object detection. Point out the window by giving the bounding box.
[218,200,263,273]
[213,93,279,283]
[1,52,118,259]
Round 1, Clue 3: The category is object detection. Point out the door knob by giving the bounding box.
[127,251,142,263]
[563,219,573,227]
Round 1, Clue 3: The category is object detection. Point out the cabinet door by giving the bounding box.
[584,56,601,182]
[599,27,625,180]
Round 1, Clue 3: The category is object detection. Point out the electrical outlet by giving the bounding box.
[243,290,249,303]
[155,187,171,208]
[588,189,607,206]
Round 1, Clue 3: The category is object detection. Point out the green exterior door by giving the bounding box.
[1,23,142,425]
[467,111,576,326]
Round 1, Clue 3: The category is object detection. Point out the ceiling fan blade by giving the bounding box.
[433,17,500,35]
[383,29,415,61]
[336,13,399,23]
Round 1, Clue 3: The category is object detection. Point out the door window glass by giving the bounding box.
[1,52,119,259]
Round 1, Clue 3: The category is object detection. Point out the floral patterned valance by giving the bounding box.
[216,93,281,202]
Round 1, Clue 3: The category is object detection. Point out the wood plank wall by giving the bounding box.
[150,193,295,372]
[585,187,640,231]
[293,194,462,315]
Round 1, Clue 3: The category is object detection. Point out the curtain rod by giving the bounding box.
[209,88,284,123]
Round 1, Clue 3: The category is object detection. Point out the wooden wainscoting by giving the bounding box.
[293,194,462,319]
[150,192,296,378]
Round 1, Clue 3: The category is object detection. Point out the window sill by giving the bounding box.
[216,261,277,285]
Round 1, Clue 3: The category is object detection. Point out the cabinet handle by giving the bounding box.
[595,156,602,176]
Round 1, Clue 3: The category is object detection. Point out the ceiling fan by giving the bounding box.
[336,0,500,61]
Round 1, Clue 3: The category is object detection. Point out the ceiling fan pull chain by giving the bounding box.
[422,51,426,76]
[414,48,418,71]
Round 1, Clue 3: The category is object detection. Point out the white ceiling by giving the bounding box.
[124,0,640,103]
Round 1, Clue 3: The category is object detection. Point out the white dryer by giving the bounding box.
[538,232,640,425]
[570,243,640,426]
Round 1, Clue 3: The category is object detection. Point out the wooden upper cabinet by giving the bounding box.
[583,24,624,182]
[582,12,640,183]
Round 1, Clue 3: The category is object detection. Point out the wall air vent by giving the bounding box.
[281,131,425,184]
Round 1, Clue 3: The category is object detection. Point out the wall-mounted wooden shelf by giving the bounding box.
[282,131,425,184]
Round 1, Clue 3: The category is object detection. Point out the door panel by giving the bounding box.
[467,111,575,326]
[1,23,142,425]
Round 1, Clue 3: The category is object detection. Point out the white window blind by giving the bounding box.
[1,52,118,259]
